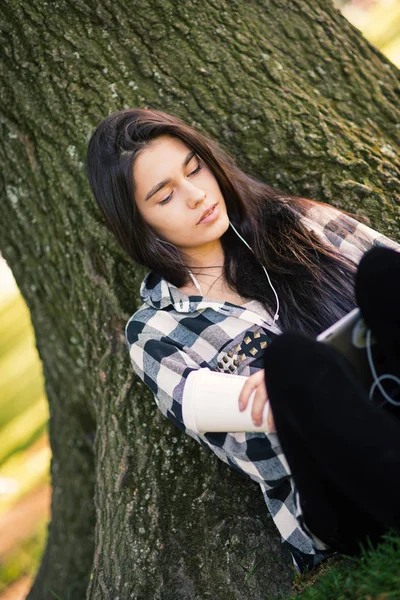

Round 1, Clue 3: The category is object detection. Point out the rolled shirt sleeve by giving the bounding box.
[299,203,400,263]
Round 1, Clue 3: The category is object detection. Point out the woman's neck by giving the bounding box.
[182,240,226,296]
[183,239,224,269]
[188,266,225,297]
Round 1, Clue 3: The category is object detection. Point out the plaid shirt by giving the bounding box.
[125,202,400,573]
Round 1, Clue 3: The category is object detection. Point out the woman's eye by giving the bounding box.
[159,163,202,206]
[189,163,201,176]
[159,193,173,205]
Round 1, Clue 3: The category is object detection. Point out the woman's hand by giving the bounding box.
[238,369,276,432]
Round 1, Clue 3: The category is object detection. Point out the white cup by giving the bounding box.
[182,368,270,433]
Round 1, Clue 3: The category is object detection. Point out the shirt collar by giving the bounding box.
[139,271,282,333]
[140,270,223,312]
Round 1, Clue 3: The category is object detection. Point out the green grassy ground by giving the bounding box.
[0,521,47,595]
[290,533,400,599]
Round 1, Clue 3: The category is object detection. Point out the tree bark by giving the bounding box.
[0,0,399,598]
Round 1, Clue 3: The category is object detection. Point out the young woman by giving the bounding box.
[86,107,400,574]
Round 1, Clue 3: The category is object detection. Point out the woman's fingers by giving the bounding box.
[251,384,269,426]
[238,369,275,430]
[238,369,265,411]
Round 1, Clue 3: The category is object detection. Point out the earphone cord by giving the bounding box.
[176,224,399,398]
[366,328,400,406]
[188,221,280,327]
[226,221,280,326]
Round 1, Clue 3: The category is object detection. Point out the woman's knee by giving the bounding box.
[263,332,334,380]
[262,331,367,416]
[263,333,332,408]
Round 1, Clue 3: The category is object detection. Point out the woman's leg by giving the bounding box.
[263,333,400,553]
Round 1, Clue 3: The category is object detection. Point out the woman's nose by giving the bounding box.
[186,183,206,207]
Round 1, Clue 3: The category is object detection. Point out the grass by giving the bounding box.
[289,532,400,599]
[0,519,48,594]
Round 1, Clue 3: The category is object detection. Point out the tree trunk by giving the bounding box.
[0,0,399,598]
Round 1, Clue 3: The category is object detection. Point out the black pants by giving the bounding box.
[262,246,400,555]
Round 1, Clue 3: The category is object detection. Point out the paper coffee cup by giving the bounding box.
[182,368,270,433]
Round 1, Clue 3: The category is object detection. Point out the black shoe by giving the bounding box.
[355,246,400,380]
[355,247,400,400]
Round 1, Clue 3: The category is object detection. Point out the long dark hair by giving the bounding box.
[86,107,358,336]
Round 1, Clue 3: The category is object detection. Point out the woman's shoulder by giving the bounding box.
[296,198,400,258]
[124,297,190,350]
[125,303,160,345]
[291,198,346,226]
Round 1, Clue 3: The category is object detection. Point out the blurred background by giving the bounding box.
[0,258,50,600]
[0,1,399,598]
[336,0,400,66]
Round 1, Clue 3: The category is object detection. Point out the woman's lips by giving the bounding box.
[197,203,219,225]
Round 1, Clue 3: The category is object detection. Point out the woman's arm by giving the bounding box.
[124,318,287,486]
[126,321,273,431]
[299,201,400,263]
[124,318,323,570]
[126,322,203,428]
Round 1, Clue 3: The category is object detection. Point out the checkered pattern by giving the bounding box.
[125,202,400,573]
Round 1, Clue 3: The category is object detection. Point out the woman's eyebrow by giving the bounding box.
[144,150,196,201]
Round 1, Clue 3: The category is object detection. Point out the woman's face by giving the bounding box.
[133,135,229,254]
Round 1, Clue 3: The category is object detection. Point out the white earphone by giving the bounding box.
[155,221,280,326]
[366,329,400,406]
[227,221,280,325]
[155,230,400,405]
